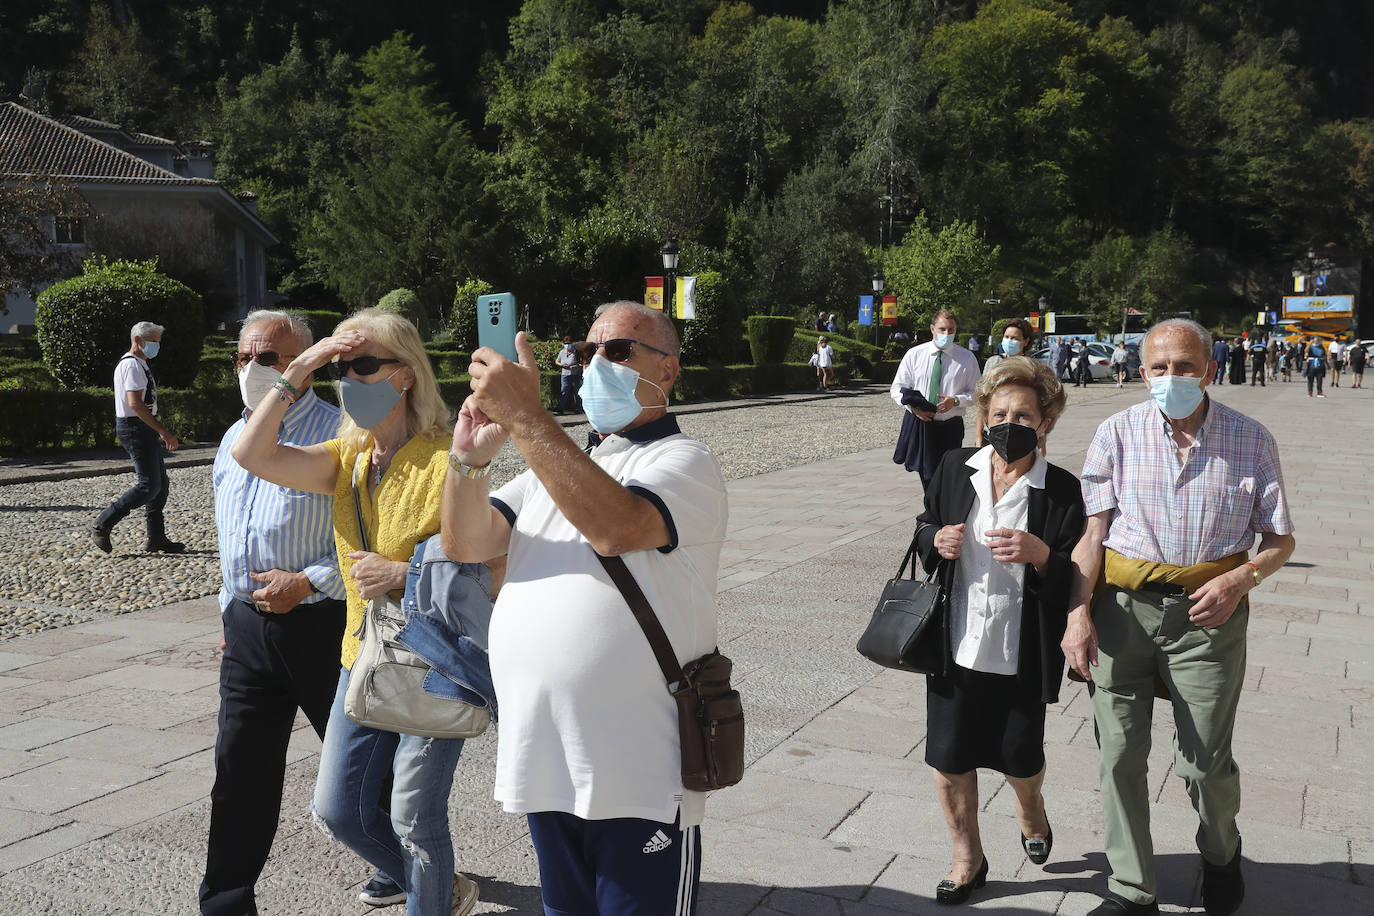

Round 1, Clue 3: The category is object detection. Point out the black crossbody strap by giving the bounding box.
[596,552,687,691]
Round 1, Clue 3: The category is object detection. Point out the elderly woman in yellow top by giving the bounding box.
[231,308,479,915]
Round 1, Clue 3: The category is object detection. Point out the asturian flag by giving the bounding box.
[645,276,665,311]
[675,276,697,319]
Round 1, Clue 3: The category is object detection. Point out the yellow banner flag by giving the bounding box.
[645,276,665,311]
[675,276,697,319]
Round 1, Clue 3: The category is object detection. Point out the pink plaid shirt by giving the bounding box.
[1081,397,1293,566]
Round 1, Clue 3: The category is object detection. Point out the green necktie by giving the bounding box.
[927,351,943,406]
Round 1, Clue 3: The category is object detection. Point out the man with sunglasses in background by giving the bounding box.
[200,310,357,916]
[441,301,728,915]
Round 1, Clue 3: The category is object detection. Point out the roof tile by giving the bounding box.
[1,102,211,186]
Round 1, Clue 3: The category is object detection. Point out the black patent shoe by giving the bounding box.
[1202,836,1244,916]
[1087,892,1160,915]
[1021,818,1053,865]
[935,856,988,905]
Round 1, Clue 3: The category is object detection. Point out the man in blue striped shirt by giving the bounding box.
[200,311,350,916]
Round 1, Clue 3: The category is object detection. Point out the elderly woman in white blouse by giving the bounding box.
[912,357,1086,906]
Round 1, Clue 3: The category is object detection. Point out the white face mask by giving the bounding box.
[239,359,280,410]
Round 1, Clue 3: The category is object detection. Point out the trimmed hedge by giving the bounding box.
[746,315,795,365]
[292,309,345,338]
[35,257,205,389]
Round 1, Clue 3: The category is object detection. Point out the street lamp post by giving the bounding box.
[661,239,680,318]
[872,270,885,351]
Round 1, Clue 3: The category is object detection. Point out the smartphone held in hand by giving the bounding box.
[477,292,518,363]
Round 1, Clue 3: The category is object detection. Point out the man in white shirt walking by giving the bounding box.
[92,320,183,553]
[891,309,981,489]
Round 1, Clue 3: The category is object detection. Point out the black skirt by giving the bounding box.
[924,662,1047,778]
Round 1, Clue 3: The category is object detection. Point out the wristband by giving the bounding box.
[448,451,492,479]
[274,374,302,398]
[272,378,298,404]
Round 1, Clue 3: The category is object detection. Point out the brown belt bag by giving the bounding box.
[597,553,745,792]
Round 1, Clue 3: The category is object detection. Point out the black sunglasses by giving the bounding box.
[574,338,669,366]
[330,356,402,379]
[234,350,299,368]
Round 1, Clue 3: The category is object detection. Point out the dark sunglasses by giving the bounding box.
[233,351,299,368]
[574,338,669,366]
[329,356,402,379]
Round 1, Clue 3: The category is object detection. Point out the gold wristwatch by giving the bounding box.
[1243,561,1263,586]
[448,451,492,479]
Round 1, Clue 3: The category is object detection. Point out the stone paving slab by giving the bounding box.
[0,381,1369,913]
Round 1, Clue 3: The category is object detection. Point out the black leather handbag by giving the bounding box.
[856,536,946,675]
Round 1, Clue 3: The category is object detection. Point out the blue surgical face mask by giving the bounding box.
[935,332,953,350]
[339,370,403,429]
[1148,373,1205,419]
[142,340,160,359]
[580,355,667,434]
[1001,338,1022,356]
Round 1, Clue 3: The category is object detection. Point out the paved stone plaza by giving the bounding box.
[0,380,1370,914]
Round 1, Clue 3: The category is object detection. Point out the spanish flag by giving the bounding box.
[675,276,697,319]
[881,294,898,326]
[645,276,665,311]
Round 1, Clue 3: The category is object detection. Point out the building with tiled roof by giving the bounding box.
[1,101,277,330]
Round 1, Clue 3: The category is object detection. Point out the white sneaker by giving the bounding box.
[452,873,480,915]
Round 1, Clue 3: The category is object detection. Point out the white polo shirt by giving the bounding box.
[488,415,728,827]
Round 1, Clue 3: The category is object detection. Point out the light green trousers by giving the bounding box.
[1088,585,1247,905]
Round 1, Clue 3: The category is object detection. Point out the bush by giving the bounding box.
[0,357,58,390]
[377,288,427,335]
[745,315,795,365]
[848,321,875,345]
[674,362,821,400]
[424,342,470,378]
[450,279,494,350]
[290,309,345,339]
[35,257,205,389]
[681,271,745,365]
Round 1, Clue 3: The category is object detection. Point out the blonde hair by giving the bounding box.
[333,308,450,448]
[974,355,1067,436]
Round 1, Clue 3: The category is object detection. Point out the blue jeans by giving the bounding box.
[312,667,465,915]
[97,416,169,538]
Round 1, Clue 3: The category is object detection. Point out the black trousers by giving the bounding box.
[200,597,347,916]
[97,417,169,538]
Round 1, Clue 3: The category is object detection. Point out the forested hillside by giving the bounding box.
[3,0,1371,339]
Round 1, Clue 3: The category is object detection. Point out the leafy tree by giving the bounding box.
[882,213,1001,327]
[680,4,833,202]
[303,34,500,320]
[920,0,1159,249]
[0,177,88,312]
[213,34,353,300]
[1074,227,1193,334]
[60,2,164,129]
[1212,55,1314,251]
[739,150,872,316]
[818,0,943,247]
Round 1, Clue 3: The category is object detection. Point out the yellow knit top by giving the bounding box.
[323,433,449,669]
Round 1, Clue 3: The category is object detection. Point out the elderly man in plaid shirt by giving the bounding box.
[1062,318,1295,916]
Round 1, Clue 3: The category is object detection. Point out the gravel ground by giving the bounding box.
[0,383,1132,640]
